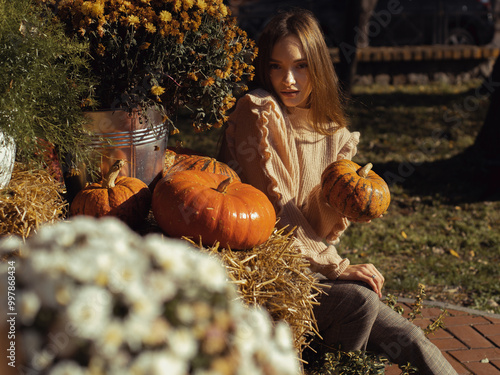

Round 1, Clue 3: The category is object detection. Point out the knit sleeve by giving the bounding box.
[222,90,351,280]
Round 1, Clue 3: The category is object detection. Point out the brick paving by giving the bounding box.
[384,299,500,375]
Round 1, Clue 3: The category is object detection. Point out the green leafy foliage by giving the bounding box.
[0,0,96,170]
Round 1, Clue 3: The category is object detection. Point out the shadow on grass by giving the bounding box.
[373,147,500,204]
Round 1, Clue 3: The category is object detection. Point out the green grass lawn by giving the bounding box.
[169,80,500,314]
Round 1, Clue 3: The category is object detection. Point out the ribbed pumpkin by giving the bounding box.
[163,150,240,181]
[321,160,390,222]
[70,160,151,228]
[152,170,276,249]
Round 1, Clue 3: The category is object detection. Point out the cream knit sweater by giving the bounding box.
[220,89,360,280]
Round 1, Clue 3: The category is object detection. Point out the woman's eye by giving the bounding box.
[269,63,281,70]
[297,63,308,69]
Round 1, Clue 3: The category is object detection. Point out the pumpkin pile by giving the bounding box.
[69,150,276,249]
[153,152,276,249]
[321,159,390,222]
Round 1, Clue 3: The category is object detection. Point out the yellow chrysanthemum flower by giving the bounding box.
[220,4,228,17]
[81,1,93,16]
[151,85,165,96]
[173,0,182,13]
[144,22,156,33]
[159,10,172,23]
[214,69,224,79]
[183,0,195,10]
[196,0,207,11]
[127,15,140,26]
[201,77,215,87]
[92,2,105,18]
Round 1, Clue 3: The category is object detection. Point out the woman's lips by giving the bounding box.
[281,90,299,98]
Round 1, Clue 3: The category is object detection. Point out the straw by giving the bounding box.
[0,163,67,240]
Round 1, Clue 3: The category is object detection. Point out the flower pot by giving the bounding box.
[84,108,168,186]
[0,130,16,189]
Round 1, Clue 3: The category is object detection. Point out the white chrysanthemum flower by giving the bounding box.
[196,255,229,292]
[266,347,300,375]
[176,301,197,325]
[0,234,22,256]
[131,351,188,375]
[95,217,133,237]
[145,271,177,302]
[19,290,41,325]
[48,360,87,375]
[66,286,112,340]
[274,321,295,352]
[29,249,66,276]
[232,307,271,361]
[125,284,162,321]
[144,235,191,277]
[107,253,149,294]
[245,306,272,339]
[253,332,299,375]
[141,317,171,346]
[122,313,155,351]
[95,319,124,357]
[100,351,131,374]
[166,327,198,360]
[29,221,76,249]
[65,248,102,283]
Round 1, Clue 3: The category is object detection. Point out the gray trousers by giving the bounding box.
[313,280,458,375]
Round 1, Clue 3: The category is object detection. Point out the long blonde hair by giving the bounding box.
[254,9,348,134]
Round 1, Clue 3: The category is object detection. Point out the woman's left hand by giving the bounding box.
[337,263,385,298]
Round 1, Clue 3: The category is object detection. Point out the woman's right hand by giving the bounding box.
[337,264,385,298]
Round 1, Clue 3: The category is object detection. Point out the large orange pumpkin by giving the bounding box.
[70,160,151,228]
[152,170,276,249]
[321,160,390,222]
[163,150,240,181]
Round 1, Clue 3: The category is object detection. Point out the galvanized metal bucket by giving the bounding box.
[84,108,168,186]
[0,130,16,189]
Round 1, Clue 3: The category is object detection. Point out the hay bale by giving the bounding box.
[198,227,323,357]
[0,163,66,239]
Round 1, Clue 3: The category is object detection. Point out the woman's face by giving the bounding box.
[269,35,312,108]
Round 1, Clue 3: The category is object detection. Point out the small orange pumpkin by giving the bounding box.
[163,150,240,181]
[321,160,390,222]
[152,170,276,249]
[70,160,151,228]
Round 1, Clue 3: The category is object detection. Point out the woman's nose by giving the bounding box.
[283,69,296,85]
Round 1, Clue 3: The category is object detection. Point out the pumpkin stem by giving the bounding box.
[102,159,126,188]
[358,163,373,178]
[216,177,232,193]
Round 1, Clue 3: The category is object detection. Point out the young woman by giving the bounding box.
[219,8,457,375]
